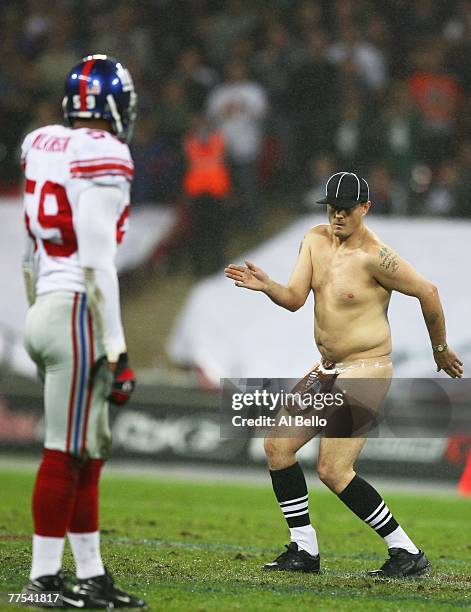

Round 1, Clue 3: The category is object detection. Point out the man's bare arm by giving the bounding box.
[368,245,463,378]
[224,233,313,312]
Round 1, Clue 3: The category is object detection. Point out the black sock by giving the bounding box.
[338,474,399,538]
[270,462,311,528]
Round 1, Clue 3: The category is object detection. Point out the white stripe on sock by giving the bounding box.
[364,501,384,524]
[368,506,390,528]
[373,513,393,531]
[281,501,308,514]
[280,494,308,506]
[282,509,310,518]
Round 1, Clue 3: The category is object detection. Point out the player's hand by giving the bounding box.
[434,347,463,378]
[108,353,136,404]
[224,260,270,291]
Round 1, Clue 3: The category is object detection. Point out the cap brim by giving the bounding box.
[315,197,361,208]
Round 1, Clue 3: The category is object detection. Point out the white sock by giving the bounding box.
[384,526,419,554]
[30,535,65,580]
[289,524,319,556]
[68,531,105,579]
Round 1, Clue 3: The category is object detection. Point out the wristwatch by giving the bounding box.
[432,343,447,353]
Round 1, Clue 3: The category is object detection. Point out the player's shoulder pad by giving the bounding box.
[68,128,134,185]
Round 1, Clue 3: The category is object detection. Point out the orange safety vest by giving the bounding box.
[184,131,231,198]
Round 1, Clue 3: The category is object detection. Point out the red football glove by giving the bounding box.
[108,353,136,405]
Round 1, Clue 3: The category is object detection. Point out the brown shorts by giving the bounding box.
[285,360,339,415]
[282,357,392,437]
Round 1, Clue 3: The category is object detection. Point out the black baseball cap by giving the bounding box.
[316,172,370,208]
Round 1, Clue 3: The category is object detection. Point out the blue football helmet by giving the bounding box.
[62,54,137,142]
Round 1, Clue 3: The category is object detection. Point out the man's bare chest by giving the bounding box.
[312,252,375,306]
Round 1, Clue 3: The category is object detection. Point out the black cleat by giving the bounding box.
[22,571,112,608]
[263,542,320,573]
[76,569,147,609]
[368,548,431,578]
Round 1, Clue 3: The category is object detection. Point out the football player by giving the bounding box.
[21,55,146,608]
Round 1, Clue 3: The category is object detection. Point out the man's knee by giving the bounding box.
[264,437,296,470]
[317,459,353,493]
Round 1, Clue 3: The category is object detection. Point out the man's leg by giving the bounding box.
[67,318,146,608]
[24,294,84,580]
[318,437,429,577]
[24,293,111,608]
[263,412,320,571]
[30,449,80,579]
[68,459,105,579]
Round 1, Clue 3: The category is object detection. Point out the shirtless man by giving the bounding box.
[224,171,463,578]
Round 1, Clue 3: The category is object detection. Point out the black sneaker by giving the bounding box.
[76,569,147,609]
[22,571,111,608]
[263,542,320,573]
[368,548,431,578]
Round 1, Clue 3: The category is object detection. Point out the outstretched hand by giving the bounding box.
[434,347,464,378]
[224,260,270,292]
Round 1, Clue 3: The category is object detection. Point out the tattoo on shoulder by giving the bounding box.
[299,237,305,254]
[379,246,399,273]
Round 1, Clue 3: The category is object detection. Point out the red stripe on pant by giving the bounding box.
[80,310,95,455]
[66,293,79,453]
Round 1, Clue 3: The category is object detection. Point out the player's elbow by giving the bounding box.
[418,282,439,302]
[286,290,306,312]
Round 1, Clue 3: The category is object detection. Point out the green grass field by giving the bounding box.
[0,468,470,611]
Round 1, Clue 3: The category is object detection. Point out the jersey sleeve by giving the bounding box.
[68,129,134,187]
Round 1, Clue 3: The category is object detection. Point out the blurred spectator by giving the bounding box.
[35,15,78,94]
[207,60,268,228]
[183,114,230,275]
[132,117,183,205]
[445,0,471,96]
[153,79,192,148]
[252,21,297,111]
[303,153,336,210]
[326,21,387,92]
[173,47,218,113]
[19,0,53,58]
[292,0,324,41]
[200,0,257,65]
[328,88,371,168]
[286,29,338,182]
[403,0,447,41]
[368,162,407,215]
[88,2,154,69]
[367,82,423,183]
[421,161,466,216]
[407,42,462,162]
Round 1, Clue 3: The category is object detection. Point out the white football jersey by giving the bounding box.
[21,124,133,295]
